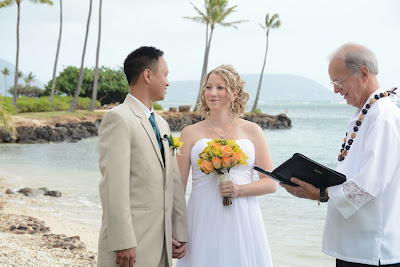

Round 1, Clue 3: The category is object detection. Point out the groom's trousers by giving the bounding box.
[157,240,168,267]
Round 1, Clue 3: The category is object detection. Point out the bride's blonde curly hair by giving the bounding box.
[198,65,249,118]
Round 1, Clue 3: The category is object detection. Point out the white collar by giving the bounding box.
[128,94,154,118]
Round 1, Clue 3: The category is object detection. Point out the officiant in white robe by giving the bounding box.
[281,43,400,267]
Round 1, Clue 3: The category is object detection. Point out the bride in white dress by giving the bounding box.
[176,65,277,267]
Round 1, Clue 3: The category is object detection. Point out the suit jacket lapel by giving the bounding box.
[123,96,165,169]
[158,120,169,175]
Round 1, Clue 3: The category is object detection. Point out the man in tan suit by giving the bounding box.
[97,46,188,267]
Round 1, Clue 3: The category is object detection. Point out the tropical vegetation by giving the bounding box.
[43,66,129,105]
[0,92,15,133]
[49,0,63,106]
[69,0,92,112]
[1,67,11,97]
[90,0,102,111]
[251,13,281,113]
[0,95,100,114]
[0,0,53,113]
[184,0,246,110]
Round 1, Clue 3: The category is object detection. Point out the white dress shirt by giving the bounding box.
[128,94,154,119]
[322,88,400,265]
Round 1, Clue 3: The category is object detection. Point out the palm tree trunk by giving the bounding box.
[12,3,21,114]
[193,27,214,112]
[49,0,63,106]
[69,0,92,112]
[4,76,7,97]
[89,0,102,111]
[251,31,269,113]
[193,23,209,112]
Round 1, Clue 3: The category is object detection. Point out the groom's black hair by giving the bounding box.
[124,46,164,86]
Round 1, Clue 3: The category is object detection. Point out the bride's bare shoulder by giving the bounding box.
[180,120,208,145]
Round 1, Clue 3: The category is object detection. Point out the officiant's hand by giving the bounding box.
[172,239,186,259]
[220,181,240,197]
[116,247,136,267]
[280,177,319,200]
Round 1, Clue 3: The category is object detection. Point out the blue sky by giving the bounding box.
[1,0,399,92]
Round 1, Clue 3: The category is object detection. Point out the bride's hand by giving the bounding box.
[219,181,239,197]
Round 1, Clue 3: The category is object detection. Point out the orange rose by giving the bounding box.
[213,143,222,149]
[200,160,214,174]
[212,157,222,169]
[221,157,231,169]
[221,145,233,157]
[231,153,242,165]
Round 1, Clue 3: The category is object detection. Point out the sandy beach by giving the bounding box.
[0,174,180,267]
[0,175,98,266]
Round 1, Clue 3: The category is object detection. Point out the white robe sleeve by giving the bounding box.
[328,118,400,219]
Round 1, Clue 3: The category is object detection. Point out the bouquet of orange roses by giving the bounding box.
[197,139,248,206]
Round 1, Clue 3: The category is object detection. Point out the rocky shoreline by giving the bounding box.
[0,111,291,144]
[0,176,97,266]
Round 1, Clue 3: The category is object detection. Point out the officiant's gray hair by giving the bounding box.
[198,65,249,118]
[329,43,379,75]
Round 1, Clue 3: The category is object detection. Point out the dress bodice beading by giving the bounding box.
[190,139,256,188]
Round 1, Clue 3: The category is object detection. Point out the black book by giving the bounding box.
[254,153,346,188]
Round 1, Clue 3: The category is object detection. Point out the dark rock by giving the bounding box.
[17,225,28,230]
[5,188,16,194]
[169,107,177,112]
[24,192,34,197]
[18,187,32,194]
[34,127,50,140]
[10,225,16,231]
[179,105,191,112]
[38,187,50,193]
[44,190,62,197]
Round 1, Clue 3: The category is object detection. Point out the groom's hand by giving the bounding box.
[116,247,136,267]
[172,238,186,259]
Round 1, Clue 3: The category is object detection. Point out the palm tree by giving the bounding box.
[1,68,11,97]
[49,0,62,106]
[185,0,247,111]
[69,0,92,112]
[0,92,16,133]
[89,0,102,111]
[0,0,53,113]
[24,72,36,86]
[251,13,281,113]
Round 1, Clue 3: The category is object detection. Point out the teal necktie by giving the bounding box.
[149,113,163,153]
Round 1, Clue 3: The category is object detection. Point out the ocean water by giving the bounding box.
[1,101,398,266]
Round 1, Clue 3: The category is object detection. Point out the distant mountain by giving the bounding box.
[167,73,342,102]
[1,57,341,102]
[0,58,45,96]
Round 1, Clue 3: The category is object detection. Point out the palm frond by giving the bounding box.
[271,20,281,29]
[30,0,53,4]
[190,2,207,18]
[0,0,15,8]
[218,19,247,28]
[183,16,208,24]
[0,93,15,133]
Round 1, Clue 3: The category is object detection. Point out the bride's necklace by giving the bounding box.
[207,116,235,139]
[338,87,397,162]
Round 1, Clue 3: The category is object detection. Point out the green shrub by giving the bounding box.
[153,102,163,110]
[253,108,261,114]
[0,96,101,114]
[0,97,15,115]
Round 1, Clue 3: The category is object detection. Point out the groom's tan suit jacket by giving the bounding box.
[97,95,188,267]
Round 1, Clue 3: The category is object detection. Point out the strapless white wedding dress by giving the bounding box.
[177,139,273,267]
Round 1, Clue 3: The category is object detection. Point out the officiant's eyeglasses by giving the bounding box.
[330,72,356,89]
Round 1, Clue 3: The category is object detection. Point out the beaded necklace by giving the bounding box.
[338,87,398,162]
